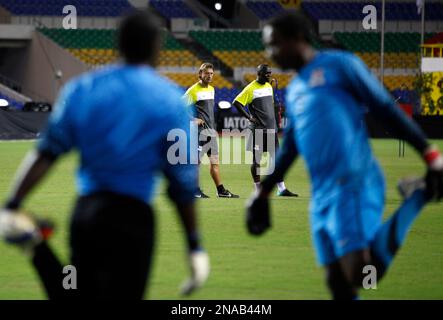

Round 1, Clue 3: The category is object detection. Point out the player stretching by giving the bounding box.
[233,64,298,196]
[184,63,238,199]
[247,12,443,300]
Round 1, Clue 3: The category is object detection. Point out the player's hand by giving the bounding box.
[249,116,259,125]
[0,208,54,249]
[245,191,271,235]
[423,146,443,201]
[180,250,210,296]
[0,208,41,246]
[194,118,205,126]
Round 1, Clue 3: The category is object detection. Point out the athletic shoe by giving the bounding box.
[217,189,239,198]
[195,189,210,199]
[397,177,426,199]
[277,189,299,197]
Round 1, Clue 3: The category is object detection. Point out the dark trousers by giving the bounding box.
[251,129,280,165]
[32,192,155,299]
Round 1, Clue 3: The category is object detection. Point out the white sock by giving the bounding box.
[254,182,261,192]
[277,181,286,192]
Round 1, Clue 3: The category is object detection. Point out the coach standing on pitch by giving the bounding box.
[233,65,298,196]
[184,63,239,199]
[0,11,209,299]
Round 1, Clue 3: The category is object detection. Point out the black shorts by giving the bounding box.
[70,191,155,299]
[246,128,279,154]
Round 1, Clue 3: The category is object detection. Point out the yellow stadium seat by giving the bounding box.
[162,72,233,88]
[243,73,294,88]
[383,75,415,90]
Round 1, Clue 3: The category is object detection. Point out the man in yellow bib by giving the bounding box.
[233,64,298,196]
[184,63,239,199]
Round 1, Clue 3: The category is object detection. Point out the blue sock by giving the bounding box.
[370,189,427,275]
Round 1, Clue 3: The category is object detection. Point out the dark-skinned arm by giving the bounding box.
[233,100,253,121]
[5,151,57,210]
[260,123,299,196]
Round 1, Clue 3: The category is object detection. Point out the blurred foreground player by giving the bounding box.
[233,65,298,197]
[184,63,238,199]
[0,11,209,299]
[247,12,443,299]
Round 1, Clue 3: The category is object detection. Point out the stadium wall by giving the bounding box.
[0,31,88,103]
[319,20,442,36]
[366,114,443,139]
[0,110,49,140]
[10,16,119,29]
[0,5,10,24]
[232,2,260,29]
[216,112,443,139]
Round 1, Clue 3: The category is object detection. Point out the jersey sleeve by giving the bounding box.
[37,82,76,158]
[183,86,197,107]
[234,84,253,106]
[342,53,429,153]
[342,54,394,111]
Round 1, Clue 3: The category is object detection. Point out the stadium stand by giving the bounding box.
[383,75,415,91]
[246,0,284,20]
[39,28,203,67]
[163,72,233,89]
[0,0,132,16]
[302,1,443,21]
[0,0,435,115]
[334,32,435,69]
[190,30,321,69]
[244,72,294,88]
[150,0,197,19]
[332,30,436,107]
[189,30,269,67]
[38,27,232,89]
[335,32,436,53]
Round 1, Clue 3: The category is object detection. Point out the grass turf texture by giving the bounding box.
[0,138,442,300]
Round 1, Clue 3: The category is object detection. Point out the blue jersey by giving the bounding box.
[37,64,197,204]
[285,50,393,211]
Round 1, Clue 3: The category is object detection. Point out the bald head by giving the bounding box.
[257,64,272,84]
[257,64,271,75]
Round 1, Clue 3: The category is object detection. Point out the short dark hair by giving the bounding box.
[257,64,271,75]
[267,11,315,44]
[117,10,162,64]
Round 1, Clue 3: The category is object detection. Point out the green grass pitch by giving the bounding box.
[0,138,442,299]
